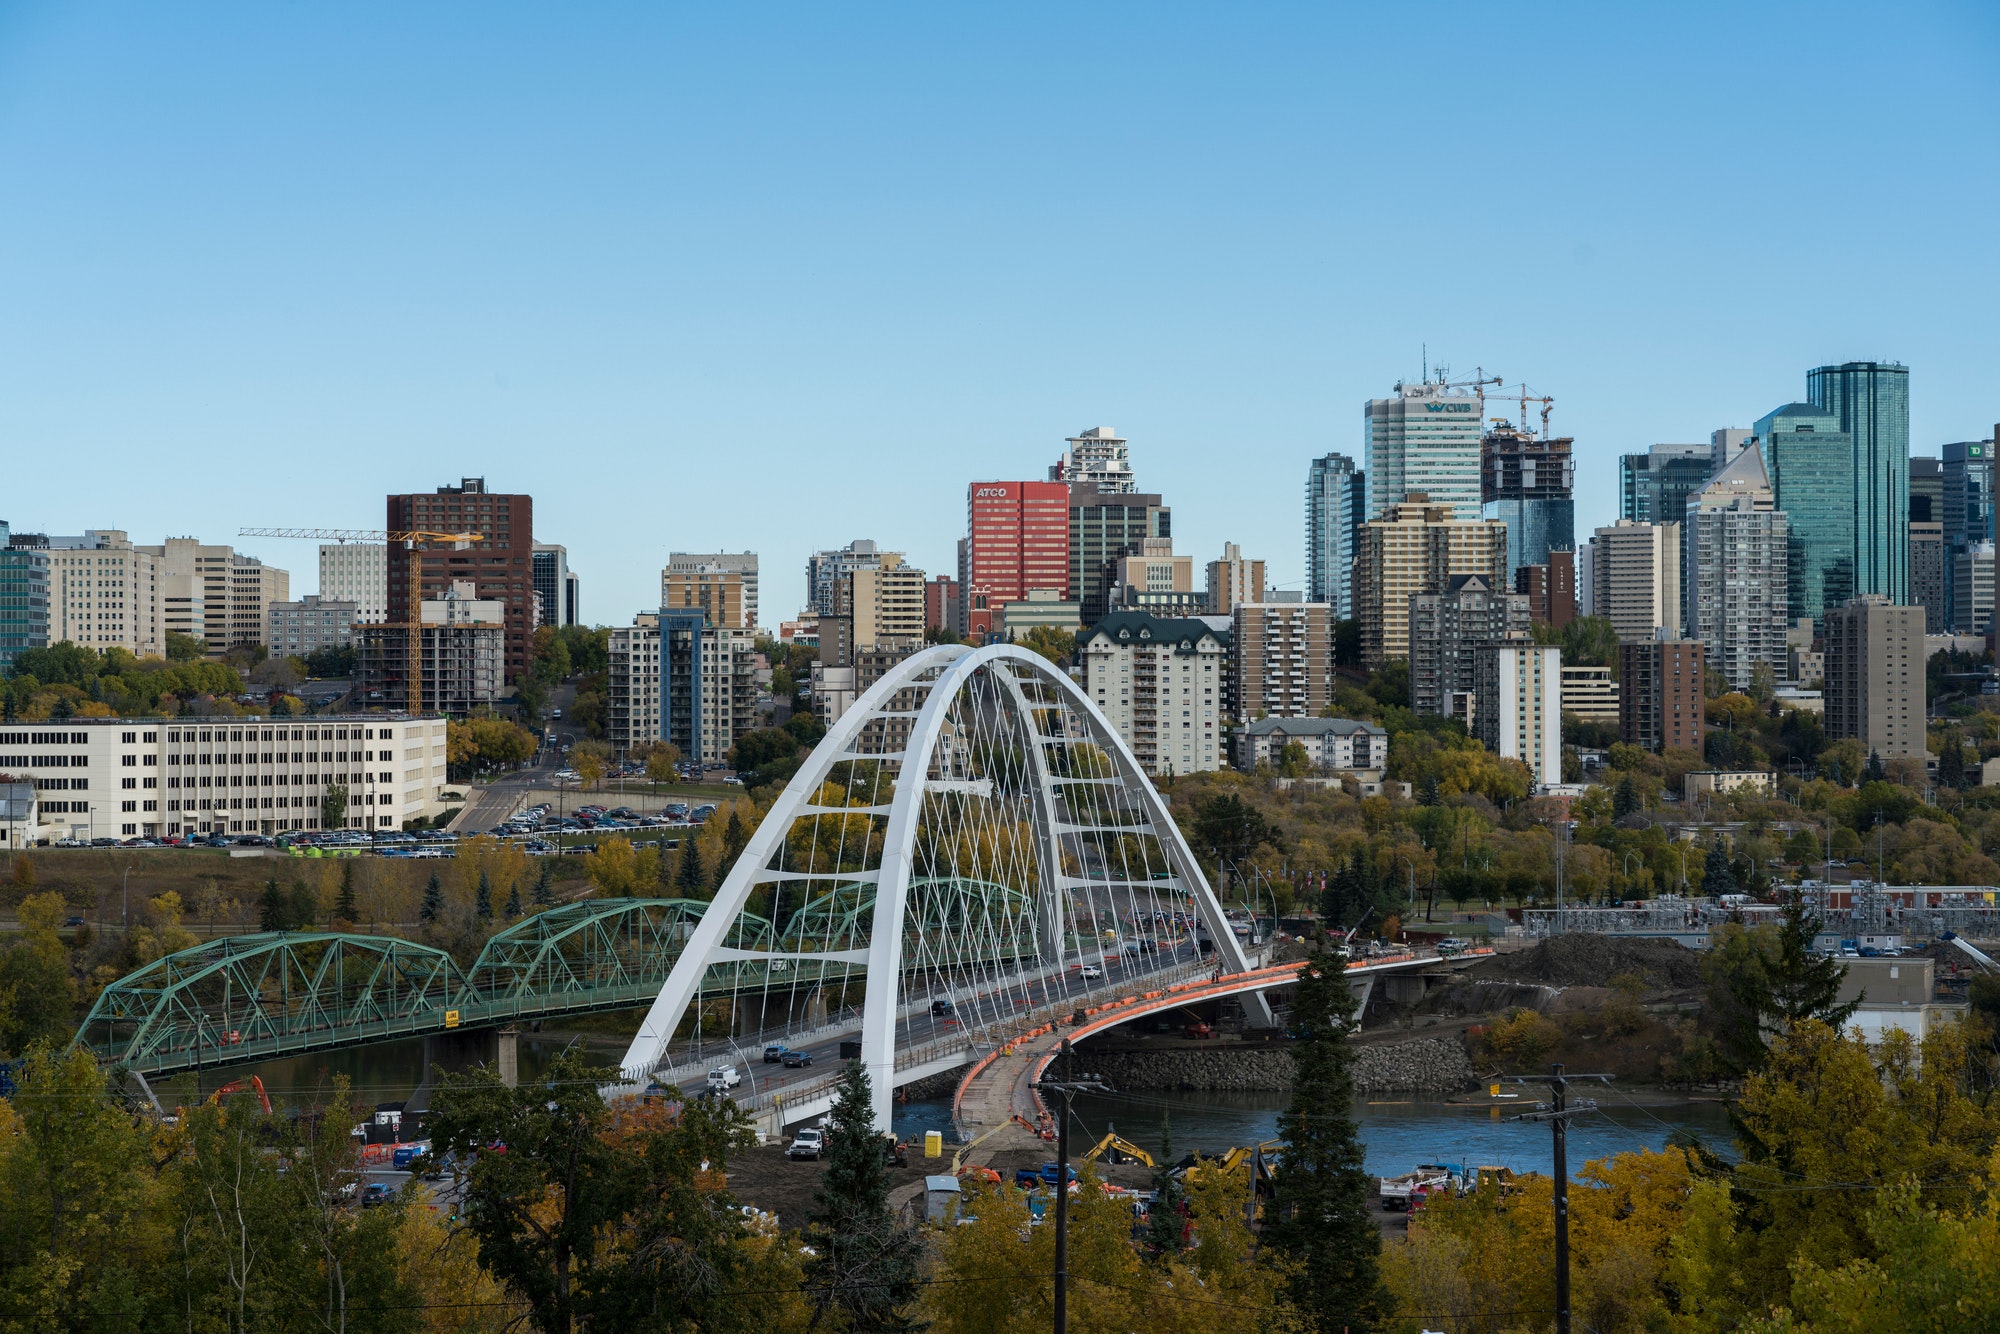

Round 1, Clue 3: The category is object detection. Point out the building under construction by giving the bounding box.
[1481,415,1575,588]
[356,581,505,715]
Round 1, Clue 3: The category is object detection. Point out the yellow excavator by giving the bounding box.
[1081,1132,1156,1168]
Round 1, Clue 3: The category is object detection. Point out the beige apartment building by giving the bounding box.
[1077,610,1227,776]
[1587,520,1681,643]
[1232,601,1335,719]
[1825,597,1926,760]
[23,530,165,657]
[1205,542,1267,615]
[842,563,927,649]
[1352,497,1509,667]
[661,562,747,631]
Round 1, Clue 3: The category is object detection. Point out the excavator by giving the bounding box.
[1080,1132,1155,1168]
[211,1075,273,1116]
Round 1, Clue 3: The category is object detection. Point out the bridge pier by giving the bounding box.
[496,1028,519,1089]
[409,1027,515,1113]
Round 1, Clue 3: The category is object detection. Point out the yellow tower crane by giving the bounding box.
[239,528,483,716]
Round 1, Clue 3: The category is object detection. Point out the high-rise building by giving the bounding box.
[1480,420,1574,587]
[662,561,748,633]
[1365,378,1484,519]
[1305,452,1365,617]
[1515,550,1577,630]
[358,581,506,715]
[1408,574,1530,717]
[1619,638,1706,754]
[128,538,287,653]
[1953,543,1994,636]
[1758,402,1854,625]
[0,523,49,672]
[924,575,959,634]
[1909,457,1943,525]
[1070,486,1170,624]
[267,596,358,660]
[1108,538,1200,615]
[1474,643,1562,787]
[1909,523,1947,634]
[320,543,388,624]
[1588,521,1682,644]
[1941,439,1993,629]
[1619,443,1713,524]
[839,563,928,650]
[1824,596,1925,760]
[806,542,889,619]
[1808,361,1909,604]
[1711,428,1754,471]
[606,611,755,762]
[1353,497,1510,667]
[667,551,756,629]
[1684,443,1789,690]
[963,482,1071,640]
[1076,610,1228,776]
[12,529,163,657]
[1049,426,1134,493]
[532,544,581,628]
[385,478,533,682]
[1232,602,1335,720]
[1204,542,1266,617]
[1560,664,1619,726]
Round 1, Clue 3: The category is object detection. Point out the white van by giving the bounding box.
[706,1066,742,1092]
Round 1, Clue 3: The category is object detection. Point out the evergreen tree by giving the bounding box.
[656,836,676,894]
[802,1061,922,1333]
[503,881,523,919]
[1264,937,1387,1332]
[257,879,287,932]
[475,869,493,921]
[1707,889,1861,1075]
[1863,750,1886,784]
[1613,775,1642,820]
[719,809,750,880]
[1143,1114,1187,1258]
[334,860,357,924]
[420,871,443,924]
[287,878,319,931]
[676,837,706,895]
[533,860,556,907]
[1416,774,1440,807]
[1702,844,1739,897]
[1940,730,1968,789]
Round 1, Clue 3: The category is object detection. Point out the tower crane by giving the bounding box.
[239,528,483,716]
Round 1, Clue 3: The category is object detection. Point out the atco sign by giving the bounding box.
[973,485,1014,497]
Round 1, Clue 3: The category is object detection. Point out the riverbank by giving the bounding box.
[1067,1034,1480,1094]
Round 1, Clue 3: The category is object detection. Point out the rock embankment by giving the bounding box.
[1063,1037,1477,1095]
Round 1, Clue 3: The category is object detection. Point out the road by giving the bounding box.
[450,684,574,832]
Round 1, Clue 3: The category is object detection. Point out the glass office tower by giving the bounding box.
[1808,361,1910,603]
[1619,443,1713,522]
[1305,452,1365,618]
[1758,403,1855,624]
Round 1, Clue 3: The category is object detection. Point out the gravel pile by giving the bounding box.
[1473,935,1702,990]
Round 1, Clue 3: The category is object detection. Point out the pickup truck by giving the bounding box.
[706,1066,742,1092]
[788,1128,824,1160]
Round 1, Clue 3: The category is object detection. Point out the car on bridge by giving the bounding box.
[782,1049,813,1068]
[706,1065,743,1092]
[1079,964,1103,980]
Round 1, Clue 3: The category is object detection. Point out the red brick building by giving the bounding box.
[962,481,1069,640]
[924,575,959,635]
[1515,549,1577,629]
[385,478,535,684]
[1618,638,1705,753]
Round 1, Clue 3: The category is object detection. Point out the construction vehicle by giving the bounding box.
[1943,931,1999,973]
[211,1075,273,1116]
[239,527,484,715]
[1081,1132,1155,1168]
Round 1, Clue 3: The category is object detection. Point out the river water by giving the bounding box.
[216,1042,1736,1179]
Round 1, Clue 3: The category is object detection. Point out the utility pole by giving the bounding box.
[1036,1038,1108,1334]
[1512,1064,1612,1334]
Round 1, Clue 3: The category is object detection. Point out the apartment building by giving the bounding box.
[1408,573,1530,717]
[666,551,756,629]
[805,541,891,620]
[1352,497,1510,667]
[1515,549,1577,629]
[662,561,748,632]
[533,543,582,628]
[1589,520,1682,643]
[1232,602,1335,720]
[1619,638,1706,753]
[1684,444,1790,691]
[320,543,388,624]
[1232,717,1387,773]
[1560,665,1620,726]
[0,715,449,841]
[267,595,359,659]
[1473,643,1562,787]
[1204,542,1266,616]
[7,529,164,656]
[924,576,959,633]
[1825,597,1926,760]
[357,581,505,714]
[386,478,534,683]
[1077,611,1228,776]
[608,611,756,764]
[842,563,928,649]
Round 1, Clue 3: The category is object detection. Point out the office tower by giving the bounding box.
[1049,426,1135,493]
[1824,596,1925,759]
[1070,486,1169,624]
[1619,638,1707,754]
[1481,420,1574,586]
[805,541,890,619]
[1077,610,1228,776]
[1808,361,1909,603]
[1408,574,1531,716]
[1711,428,1753,470]
[838,563,928,649]
[1232,602,1336,720]
[1941,439,1993,629]
[1954,543,1994,636]
[1305,452,1365,617]
[662,561,748,632]
[130,539,287,652]
[320,543,388,624]
[531,544,582,629]
[963,482,1071,641]
[1619,443,1713,523]
[1353,497,1510,667]
[1587,521,1681,643]
[0,523,49,672]
[924,576,959,633]
[1909,457,1943,525]
[1684,444,1790,690]
[1204,542,1266,616]
[1909,523,1946,633]
[12,529,163,656]
[1474,643,1562,787]
[667,551,756,630]
[267,596,358,660]
[1758,402,1854,624]
[1515,549,1577,629]
[386,478,533,683]
[1365,378,1484,520]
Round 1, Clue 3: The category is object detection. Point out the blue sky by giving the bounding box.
[2,2,1996,621]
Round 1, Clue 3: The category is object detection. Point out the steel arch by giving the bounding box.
[618,643,1257,1128]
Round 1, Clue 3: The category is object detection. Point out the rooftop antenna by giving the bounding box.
[1422,344,1428,383]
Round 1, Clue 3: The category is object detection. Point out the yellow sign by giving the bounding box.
[1489,1083,1501,1097]
[444,1010,460,1029]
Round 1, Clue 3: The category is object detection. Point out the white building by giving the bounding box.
[1077,611,1228,777]
[1474,643,1562,787]
[1232,717,1387,773]
[1589,520,1682,642]
[18,530,166,657]
[606,612,757,763]
[0,715,449,842]
[1684,442,1790,690]
[137,538,289,651]
[1953,542,1994,636]
[268,595,359,660]
[319,543,388,624]
[1050,426,1136,493]
[1559,665,1619,725]
[1365,378,1485,520]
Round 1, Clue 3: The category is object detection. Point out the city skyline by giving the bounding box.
[2,4,1997,623]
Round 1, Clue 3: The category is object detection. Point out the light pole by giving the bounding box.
[122,864,134,937]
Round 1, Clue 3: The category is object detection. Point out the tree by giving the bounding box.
[335,860,357,924]
[322,781,349,831]
[1938,728,1968,790]
[165,631,207,662]
[675,836,706,895]
[533,860,556,908]
[0,894,78,1053]
[1613,775,1642,820]
[1863,750,1886,784]
[1703,843,1739,897]
[259,878,288,931]
[718,809,751,882]
[1704,890,1859,1075]
[802,1061,923,1333]
[420,872,443,924]
[1187,793,1279,890]
[1143,1114,1187,1258]
[644,742,682,786]
[475,869,494,920]
[1263,938,1387,1332]
[585,837,640,897]
[287,877,319,930]
[503,881,523,919]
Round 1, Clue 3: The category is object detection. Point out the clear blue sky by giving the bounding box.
[3,2,1996,622]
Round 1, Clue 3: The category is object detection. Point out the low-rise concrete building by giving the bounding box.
[1232,716,1387,773]
[1559,664,1619,725]
[1683,770,1777,799]
[268,595,359,660]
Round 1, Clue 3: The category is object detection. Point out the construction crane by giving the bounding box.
[239,527,484,716]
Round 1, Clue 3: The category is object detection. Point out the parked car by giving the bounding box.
[706,1065,742,1092]
[787,1128,824,1160]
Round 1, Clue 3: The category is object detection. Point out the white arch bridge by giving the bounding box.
[618,642,1281,1132]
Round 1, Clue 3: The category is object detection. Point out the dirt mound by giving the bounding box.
[1470,935,1702,991]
